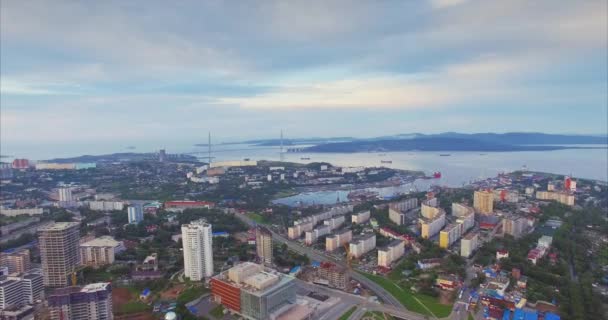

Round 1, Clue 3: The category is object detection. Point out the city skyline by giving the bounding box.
[1,0,607,150]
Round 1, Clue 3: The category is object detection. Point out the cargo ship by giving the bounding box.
[433,171,442,178]
[380,160,393,164]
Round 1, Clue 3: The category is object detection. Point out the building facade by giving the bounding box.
[38,222,80,288]
[377,240,405,268]
[127,205,143,224]
[349,234,376,258]
[460,232,479,257]
[182,219,214,280]
[48,283,112,320]
[0,249,31,274]
[388,198,418,225]
[210,262,296,320]
[256,227,273,266]
[474,190,494,214]
[325,229,352,252]
[79,237,121,267]
[351,211,370,224]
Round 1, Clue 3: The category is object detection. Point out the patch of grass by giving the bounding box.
[362,273,452,318]
[119,301,151,314]
[468,313,475,320]
[247,212,266,224]
[177,285,209,304]
[338,306,357,320]
[210,305,224,319]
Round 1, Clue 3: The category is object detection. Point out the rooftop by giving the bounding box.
[39,222,79,231]
[80,236,120,247]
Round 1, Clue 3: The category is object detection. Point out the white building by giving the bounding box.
[58,187,73,202]
[182,219,214,280]
[89,201,124,211]
[305,226,331,245]
[323,215,345,230]
[349,234,376,259]
[351,211,371,224]
[389,198,418,225]
[80,236,123,267]
[325,229,353,252]
[127,205,143,224]
[377,240,405,268]
[0,270,44,310]
[460,232,479,257]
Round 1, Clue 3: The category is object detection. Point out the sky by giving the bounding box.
[1,0,607,152]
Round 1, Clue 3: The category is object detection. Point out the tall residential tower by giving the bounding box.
[38,222,80,288]
[255,226,273,266]
[181,219,213,280]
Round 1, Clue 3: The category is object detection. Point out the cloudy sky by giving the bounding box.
[1,0,607,151]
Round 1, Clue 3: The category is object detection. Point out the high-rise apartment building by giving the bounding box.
[48,282,113,320]
[474,190,494,214]
[351,210,370,224]
[127,205,143,224]
[255,226,273,266]
[377,240,405,268]
[349,234,376,258]
[182,219,213,280]
[38,222,80,288]
[325,229,352,252]
[58,187,73,202]
[389,198,418,225]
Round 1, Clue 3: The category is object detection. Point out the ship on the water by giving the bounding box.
[380,160,393,164]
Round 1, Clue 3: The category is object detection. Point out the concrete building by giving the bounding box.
[304,225,330,245]
[210,262,296,320]
[0,249,31,274]
[38,222,80,288]
[460,232,479,257]
[325,229,352,252]
[419,201,446,239]
[474,190,494,214]
[493,189,519,203]
[88,201,124,211]
[349,234,376,259]
[323,215,345,230]
[287,222,313,240]
[377,240,405,268]
[256,227,273,266]
[502,215,528,238]
[439,223,462,249]
[127,205,143,224]
[182,219,214,280]
[317,262,349,290]
[48,282,113,320]
[58,188,73,202]
[0,270,44,310]
[351,211,370,224]
[0,208,43,217]
[79,236,122,267]
[535,191,575,206]
[388,198,418,225]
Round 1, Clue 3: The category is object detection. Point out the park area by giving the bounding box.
[362,273,452,318]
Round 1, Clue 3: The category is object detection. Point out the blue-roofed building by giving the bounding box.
[513,309,525,320]
[544,312,560,320]
[290,266,301,275]
[503,309,511,320]
[311,261,321,268]
[212,231,229,238]
[140,288,151,300]
[523,310,538,320]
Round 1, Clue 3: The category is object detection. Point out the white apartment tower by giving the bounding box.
[182,219,214,280]
[38,222,80,288]
[58,187,73,202]
[256,226,273,266]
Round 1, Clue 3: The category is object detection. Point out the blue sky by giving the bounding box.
[1,0,607,149]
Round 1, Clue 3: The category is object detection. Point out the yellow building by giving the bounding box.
[474,190,494,214]
[439,223,461,249]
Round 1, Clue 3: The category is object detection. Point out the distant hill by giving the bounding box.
[304,137,606,153]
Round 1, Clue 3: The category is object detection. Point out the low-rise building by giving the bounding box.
[0,249,31,274]
[535,191,575,206]
[79,236,123,267]
[436,274,459,291]
[317,262,349,290]
[210,262,296,320]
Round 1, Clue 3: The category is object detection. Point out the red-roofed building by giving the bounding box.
[164,201,214,211]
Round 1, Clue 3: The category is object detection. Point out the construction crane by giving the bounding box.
[343,243,353,270]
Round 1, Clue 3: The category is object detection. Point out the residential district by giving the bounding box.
[0,153,606,320]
